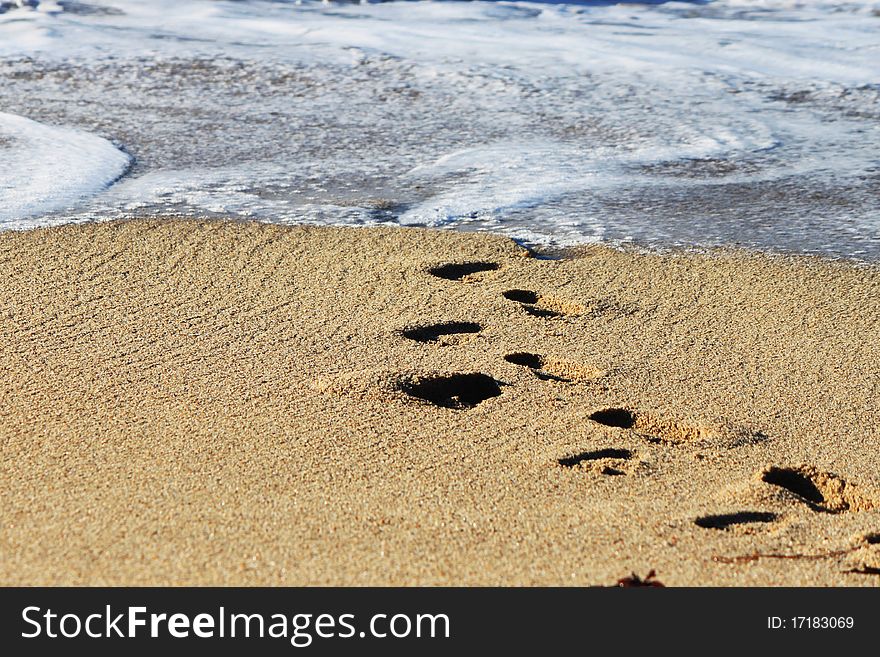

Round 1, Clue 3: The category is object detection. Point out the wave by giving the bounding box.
[0,112,131,227]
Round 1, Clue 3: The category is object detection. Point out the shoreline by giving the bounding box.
[1,217,879,586]
[14,214,880,270]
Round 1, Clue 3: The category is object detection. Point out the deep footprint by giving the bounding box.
[398,372,502,410]
[429,262,499,281]
[761,465,876,513]
[402,321,482,343]
[694,511,778,530]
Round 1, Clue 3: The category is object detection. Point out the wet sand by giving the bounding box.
[1,218,879,585]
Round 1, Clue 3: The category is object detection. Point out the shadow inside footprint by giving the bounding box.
[694,511,777,530]
[589,408,636,430]
[558,448,633,468]
[402,321,481,343]
[522,306,562,319]
[429,262,499,281]
[760,465,875,513]
[504,352,544,369]
[762,467,825,506]
[398,373,502,410]
[503,289,539,304]
[845,566,880,576]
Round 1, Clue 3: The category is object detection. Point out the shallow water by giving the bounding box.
[1,0,878,258]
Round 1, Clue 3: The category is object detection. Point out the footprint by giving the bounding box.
[761,465,877,513]
[557,447,638,476]
[502,289,586,318]
[429,261,499,281]
[396,372,503,410]
[588,407,763,448]
[402,321,482,345]
[694,511,778,530]
[504,352,604,382]
[589,407,708,444]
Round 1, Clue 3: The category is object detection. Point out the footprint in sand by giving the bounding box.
[504,351,605,383]
[556,447,639,475]
[502,288,586,318]
[429,261,500,282]
[402,321,482,345]
[587,406,765,448]
[396,372,503,410]
[760,465,878,514]
[588,407,710,445]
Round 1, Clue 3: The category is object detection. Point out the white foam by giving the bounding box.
[397,123,777,227]
[1,1,877,85]
[0,112,131,227]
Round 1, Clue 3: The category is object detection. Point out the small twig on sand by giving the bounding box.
[713,546,858,565]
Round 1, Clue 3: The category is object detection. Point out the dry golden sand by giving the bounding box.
[1,218,880,586]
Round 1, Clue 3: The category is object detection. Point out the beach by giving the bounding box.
[1,217,878,586]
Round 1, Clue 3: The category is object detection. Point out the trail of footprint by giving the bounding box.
[402,321,482,345]
[761,465,877,513]
[429,261,499,281]
[504,351,604,382]
[502,288,586,318]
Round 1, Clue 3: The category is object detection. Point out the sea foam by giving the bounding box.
[0,112,130,227]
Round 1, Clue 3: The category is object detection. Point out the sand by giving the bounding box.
[1,218,879,586]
